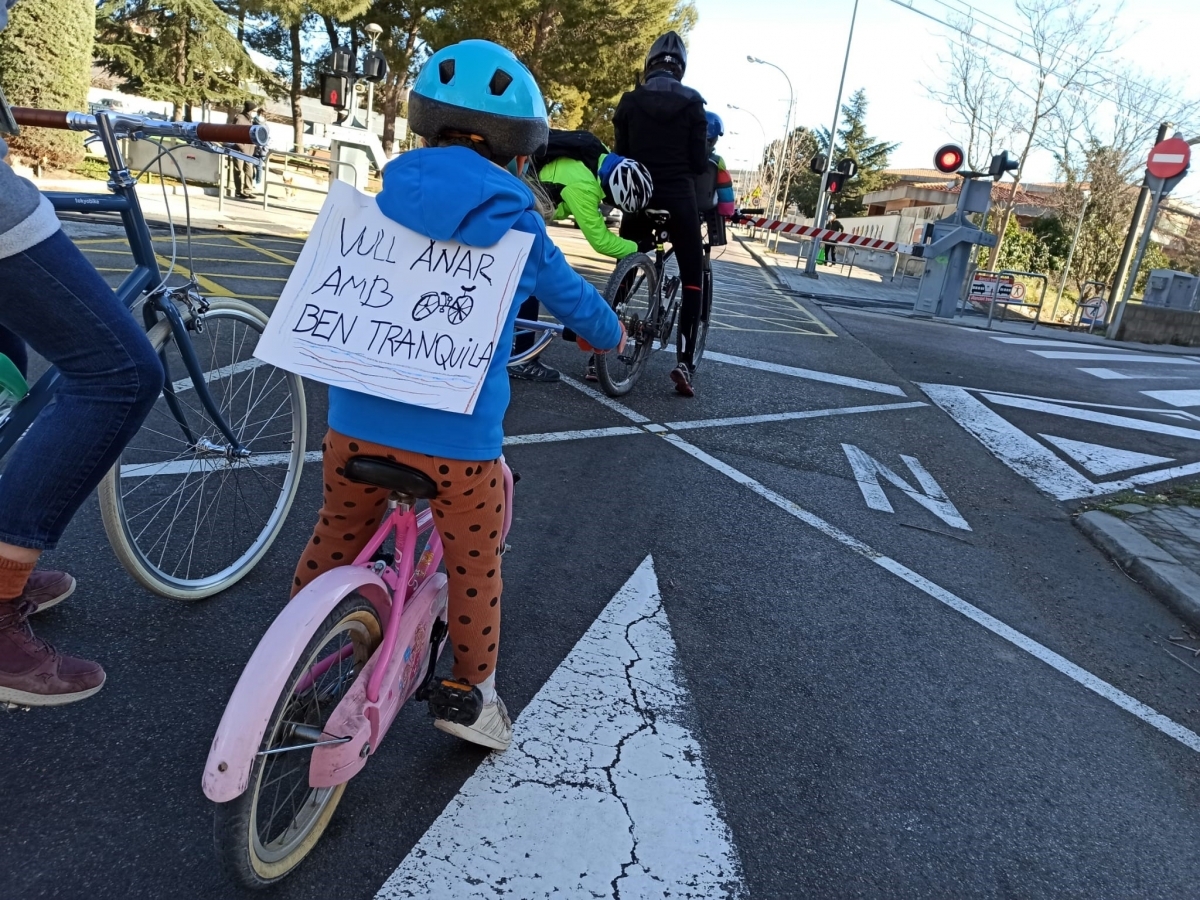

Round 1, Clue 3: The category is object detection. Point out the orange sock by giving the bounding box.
[0,556,36,601]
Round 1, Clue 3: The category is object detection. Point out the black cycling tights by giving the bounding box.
[621,193,704,369]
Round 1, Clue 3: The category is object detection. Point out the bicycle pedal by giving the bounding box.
[425,679,483,726]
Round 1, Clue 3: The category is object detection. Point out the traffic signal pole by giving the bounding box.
[804,0,859,277]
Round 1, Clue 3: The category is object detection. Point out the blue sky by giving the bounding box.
[685,0,1200,198]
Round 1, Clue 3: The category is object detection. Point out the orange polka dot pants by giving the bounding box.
[292,428,505,684]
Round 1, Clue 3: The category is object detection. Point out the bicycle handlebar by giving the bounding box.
[11,108,267,148]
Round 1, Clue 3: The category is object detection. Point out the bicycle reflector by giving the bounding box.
[321,74,349,109]
[934,143,965,174]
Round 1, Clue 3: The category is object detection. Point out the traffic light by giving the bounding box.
[934,143,965,174]
[827,171,848,194]
[809,153,827,175]
[362,49,388,83]
[320,73,350,109]
[988,150,1019,180]
[330,49,354,76]
[836,157,858,178]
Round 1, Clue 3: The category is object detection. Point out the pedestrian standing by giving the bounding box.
[228,101,258,199]
[826,214,844,266]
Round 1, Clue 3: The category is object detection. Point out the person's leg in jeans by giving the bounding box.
[0,231,164,706]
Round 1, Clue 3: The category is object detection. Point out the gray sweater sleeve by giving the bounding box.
[0,139,62,259]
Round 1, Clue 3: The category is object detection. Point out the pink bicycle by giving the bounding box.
[201,455,515,888]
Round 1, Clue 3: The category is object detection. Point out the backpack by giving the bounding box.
[534,129,609,178]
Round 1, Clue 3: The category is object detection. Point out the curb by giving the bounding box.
[1075,510,1200,628]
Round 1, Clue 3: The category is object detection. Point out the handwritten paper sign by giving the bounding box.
[254,180,533,414]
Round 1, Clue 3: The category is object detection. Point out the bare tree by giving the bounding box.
[982,0,1120,269]
[925,29,1010,172]
[1039,64,1198,293]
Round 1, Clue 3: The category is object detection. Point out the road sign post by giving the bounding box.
[1108,136,1191,339]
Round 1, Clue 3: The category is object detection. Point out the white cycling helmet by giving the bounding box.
[601,154,654,213]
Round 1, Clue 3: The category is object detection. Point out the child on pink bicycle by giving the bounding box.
[291,40,624,751]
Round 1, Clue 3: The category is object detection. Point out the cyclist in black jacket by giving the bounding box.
[614,31,708,397]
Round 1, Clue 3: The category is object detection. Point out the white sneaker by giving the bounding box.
[434,695,512,751]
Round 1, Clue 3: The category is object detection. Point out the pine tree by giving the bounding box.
[788,88,897,218]
[96,0,266,120]
[0,0,94,167]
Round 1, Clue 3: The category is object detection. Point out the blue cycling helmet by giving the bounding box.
[706,112,724,142]
[409,40,549,159]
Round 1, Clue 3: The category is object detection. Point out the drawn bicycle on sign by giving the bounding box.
[412,286,475,325]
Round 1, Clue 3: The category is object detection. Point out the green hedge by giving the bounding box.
[0,0,94,167]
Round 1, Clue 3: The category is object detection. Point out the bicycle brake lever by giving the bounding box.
[208,144,263,170]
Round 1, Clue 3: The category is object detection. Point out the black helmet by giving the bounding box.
[645,31,687,77]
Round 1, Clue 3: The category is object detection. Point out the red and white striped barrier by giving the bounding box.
[737,216,914,255]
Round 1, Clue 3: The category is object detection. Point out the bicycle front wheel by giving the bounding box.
[214,593,382,888]
[595,253,661,397]
[98,298,307,600]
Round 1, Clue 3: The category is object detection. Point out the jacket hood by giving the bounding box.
[376,146,536,247]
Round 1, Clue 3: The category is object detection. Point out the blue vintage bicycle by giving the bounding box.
[4,108,307,599]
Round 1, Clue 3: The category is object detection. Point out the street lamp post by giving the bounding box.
[1049,189,1091,325]
[804,0,860,277]
[727,103,767,203]
[364,23,383,135]
[748,56,794,244]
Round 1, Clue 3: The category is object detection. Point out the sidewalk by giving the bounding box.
[739,231,921,310]
[737,231,1200,357]
[34,176,320,239]
[1077,506,1200,631]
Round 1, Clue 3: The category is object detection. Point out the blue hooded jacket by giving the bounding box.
[327,146,622,460]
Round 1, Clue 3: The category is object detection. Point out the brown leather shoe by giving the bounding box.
[0,601,105,707]
[21,570,75,613]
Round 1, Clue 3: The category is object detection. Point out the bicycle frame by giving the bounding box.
[0,112,247,459]
[510,316,563,366]
[202,460,516,802]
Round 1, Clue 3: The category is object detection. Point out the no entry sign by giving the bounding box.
[1147,136,1191,179]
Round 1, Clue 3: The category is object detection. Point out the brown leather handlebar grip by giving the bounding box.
[11,108,70,129]
[194,122,259,144]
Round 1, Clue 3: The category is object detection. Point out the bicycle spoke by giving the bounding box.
[108,304,304,594]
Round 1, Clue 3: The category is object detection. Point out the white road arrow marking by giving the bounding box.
[376,556,745,900]
[1039,434,1174,476]
[842,444,971,530]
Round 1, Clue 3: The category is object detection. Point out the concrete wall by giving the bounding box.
[1117,304,1200,346]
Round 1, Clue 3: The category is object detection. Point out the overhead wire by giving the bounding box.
[886,0,1192,121]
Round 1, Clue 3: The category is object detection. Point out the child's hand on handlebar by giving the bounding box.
[577,320,627,355]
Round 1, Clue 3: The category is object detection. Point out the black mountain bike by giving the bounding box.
[594,209,714,397]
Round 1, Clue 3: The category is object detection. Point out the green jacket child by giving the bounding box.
[510,132,653,383]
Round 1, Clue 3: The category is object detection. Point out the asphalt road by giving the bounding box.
[1,224,1199,899]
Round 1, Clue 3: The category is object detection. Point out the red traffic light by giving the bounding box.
[827,171,847,193]
[320,73,349,109]
[934,143,964,174]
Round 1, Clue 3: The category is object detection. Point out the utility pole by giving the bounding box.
[804,0,860,277]
[1105,121,1171,333]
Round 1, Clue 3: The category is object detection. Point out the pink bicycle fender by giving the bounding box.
[201,570,391,804]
